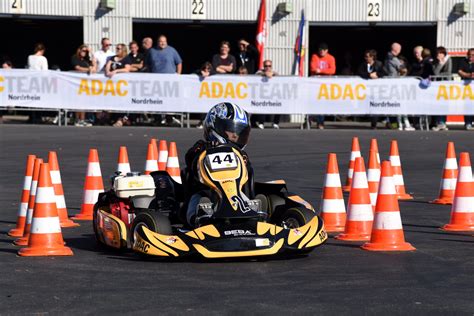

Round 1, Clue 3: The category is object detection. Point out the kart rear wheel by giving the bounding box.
[280,207,315,229]
[130,210,173,244]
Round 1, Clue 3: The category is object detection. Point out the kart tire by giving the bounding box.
[130,210,173,244]
[279,207,315,229]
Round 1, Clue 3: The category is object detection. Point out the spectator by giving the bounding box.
[458,48,474,130]
[2,60,13,69]
[94,37,114,72]
[431,47,453,131]
[212,41,236,74]
[236,39,259,74]
[140,37,153,72]
[146,35,183,125]
[310,42,336,129]
[194,62,215,129]
[410,46,424,77]
[105,43,131,78]
[384,42,402,76]
[237,66,248,75]
[128,41,144,72]
[71,44,97,127]
[420,48,434,79]
[357,49,385,129]
[27,43,48,70]
[256,59,280,129]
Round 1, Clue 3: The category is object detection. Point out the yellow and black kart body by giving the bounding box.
[93,145,327,259]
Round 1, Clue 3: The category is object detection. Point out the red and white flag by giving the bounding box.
[256,0,266,70]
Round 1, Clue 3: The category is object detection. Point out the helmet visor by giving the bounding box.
[214,118,250,148]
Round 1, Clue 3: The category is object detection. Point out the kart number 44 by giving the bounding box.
[207,152,238,171]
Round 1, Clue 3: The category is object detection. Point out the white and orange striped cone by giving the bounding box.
[166,142,182,184]
[336,157,374,241]
[367,149,381,211]
[343,137,361,192]
[18,162,73,257]
[361,161,416,251]
[144,143,158,175]
[72,149,104,221]
[441,152,474,231]
[158,140,168,171]
[430,142,458,205]
[150,138,159,170]
[48,151,79,228]
[117,146,131,175]
[14,158,43,246]
[320,153,346,232]
[369,138,380,164]
[389,140,413,200]
[9,154,36,237]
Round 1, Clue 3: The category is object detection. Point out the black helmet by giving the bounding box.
[203,102,251,149]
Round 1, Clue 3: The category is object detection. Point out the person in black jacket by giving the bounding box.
[236,39,259,74]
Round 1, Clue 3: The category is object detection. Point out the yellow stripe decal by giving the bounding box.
[192,239,284,258]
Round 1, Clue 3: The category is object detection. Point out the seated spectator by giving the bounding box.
[212,41,236,74]
[237,66,248,75]
[27,43,48,70]
[256,59,280,129]
[128,41,144,72]
[458,48,474,130]
[94,37,114,72]
[236,39,259,74]
[105,43,131,78]
[357,49,385,129]
[431,46,453,131]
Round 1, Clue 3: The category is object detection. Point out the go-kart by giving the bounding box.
[93,144,327,259]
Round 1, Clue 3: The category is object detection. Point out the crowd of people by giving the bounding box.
[1,36,473,130]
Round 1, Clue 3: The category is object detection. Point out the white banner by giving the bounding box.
[0,69,473,115]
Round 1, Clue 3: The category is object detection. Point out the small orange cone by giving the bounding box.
[9,154,36,237]
[343,137,361,192]
[320,153,346,232]
[48,151,79,228]
[144,143,158,175]
[430,142,458,205]
[389,140,413,200]
[441,152,474,231]
[367,149,381,211]
[117,146,131,175]
[72,149,104,221]
[18,163,73,257]
[336,157,374,241]
[361,161,416,251]
[14,158,43,246]
[158,140,168,171]
[150,139,159,170]
[166,142,182,184]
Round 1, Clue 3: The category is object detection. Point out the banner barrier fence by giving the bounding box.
[0,69,473,115]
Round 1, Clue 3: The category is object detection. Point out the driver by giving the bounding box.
[183,102,252,227]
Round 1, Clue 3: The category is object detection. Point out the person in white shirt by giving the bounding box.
[94,37,114,72]
[27,43,48,70]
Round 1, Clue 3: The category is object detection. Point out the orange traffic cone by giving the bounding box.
[389,140,413,200]
[48,151,79,228]
[117,146,131,175]
[18,162,73,257]
[9,154,36,237]
[369,138,380,164]
[72,149,104,221]
[441,152,474,231]
[158,140,168,171]
[144,143,158,175]
[430,142,458,205]
[150,139,159,170]
[320,153,346,232]
[343,137,361,192]
[361,161,415,251]
[336,157,374,241]
[14,158,43,246]
[166,142,182,184]
[367,149,381,210]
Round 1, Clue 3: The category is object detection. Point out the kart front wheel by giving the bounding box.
[280,207,315,229]
[130,210,173,244]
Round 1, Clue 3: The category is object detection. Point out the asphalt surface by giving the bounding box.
[1,124,473,315]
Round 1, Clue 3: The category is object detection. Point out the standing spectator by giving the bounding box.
[27,43,48,70]
[410,46,424,77]
[256,59,280,129]
[146,35,183,125]
[357,49,385,129]
[236,39,259,74]
[105,43,131,78]
[310,42,336,129]
[212,41,236,74]
[458,48,474,130]
[140,37,153,72]
[194,62,215,129]
[94,37,114,72]
[420,48,434,79]
[127,41,144,72]
[71,44,97,127]
[431,46,453,131]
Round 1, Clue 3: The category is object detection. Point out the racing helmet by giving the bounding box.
[203,102,251,149]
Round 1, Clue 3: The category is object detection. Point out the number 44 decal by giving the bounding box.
[208,152,238,171]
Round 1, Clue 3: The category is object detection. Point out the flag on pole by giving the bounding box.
[256,0,266,70]
[294,10,306,76]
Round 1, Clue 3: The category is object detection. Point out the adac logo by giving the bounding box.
[0,76,4,93]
